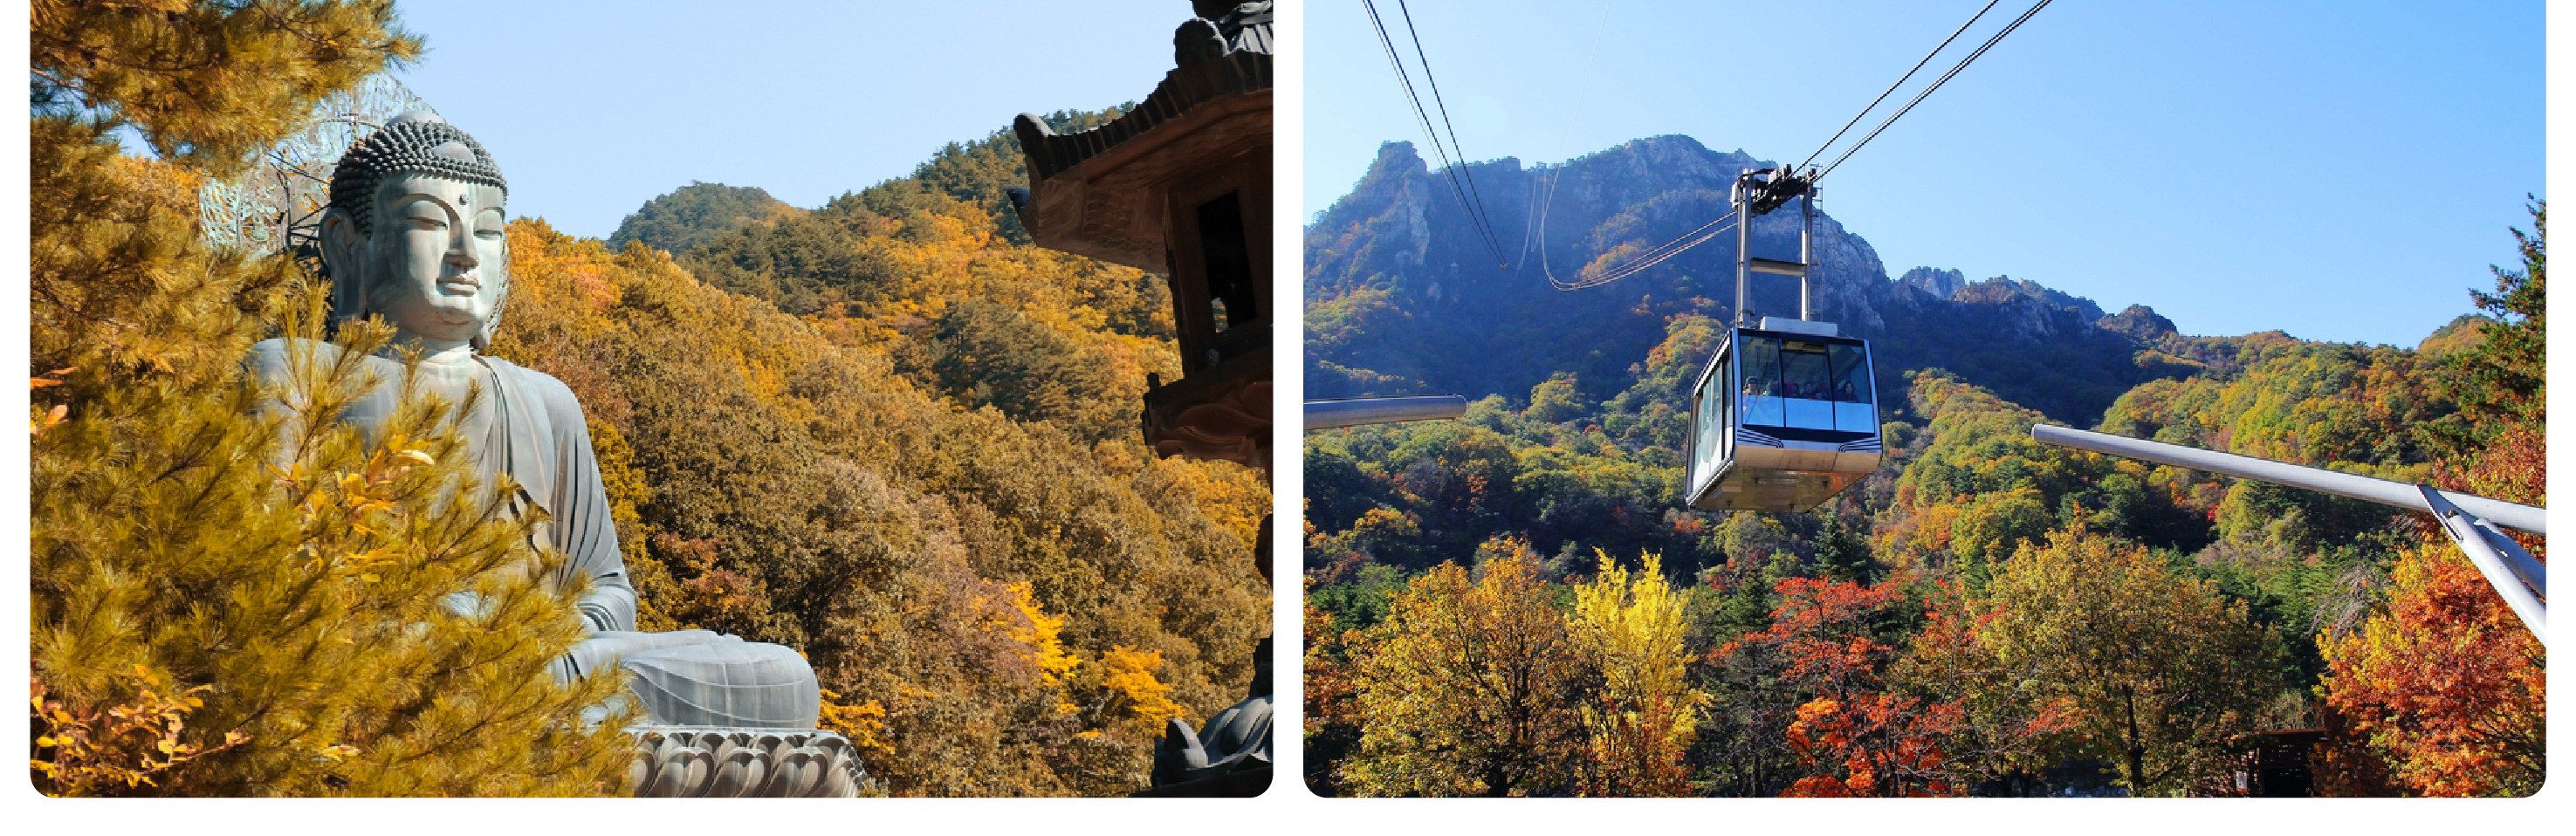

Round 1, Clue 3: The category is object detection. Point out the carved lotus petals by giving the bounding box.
[764,750,828,798]
[812,758,860,797]
[708,731,745,765]
[627,750,656,792]
[628,728,865,798]
[750,732,793,767]
[803,734,853,764]
[651,748,711,798]
[708,748,767,798]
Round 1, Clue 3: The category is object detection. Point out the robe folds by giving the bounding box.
[250,340,820,729]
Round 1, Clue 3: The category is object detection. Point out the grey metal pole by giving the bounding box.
[2420,485,2547,643]
[1304,395,1470,430]
[2030,424,2545,536]
[1798,187,1815,321]
[1735,170,1752,325]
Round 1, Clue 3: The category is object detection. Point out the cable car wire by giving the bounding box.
[1554,212,1738,291]
[1816,0,2053,182]
[1530,0,1618,289]
[1363,0,1509,265]
[1395,0,1509,266]
[1552,0,2051,291]
[1363,1,1487,256]
[1796,0,2002,173]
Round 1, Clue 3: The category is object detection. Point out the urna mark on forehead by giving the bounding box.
[377,162,506,216]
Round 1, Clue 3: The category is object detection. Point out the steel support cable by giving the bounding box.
[1556,222,1737,291]
[1556,211,1734,289]
[1796,0,2002,173]
[1817,0,2053,182]
[1555,211,1739,291]
[1532,0,1618,289]
[1395,0,1509,266]
[1362,0,1478,238]
[1570,218,1734,288]
[1362,0,1473,228]
[1546,0,2048,293]
[1363,0,1508,264]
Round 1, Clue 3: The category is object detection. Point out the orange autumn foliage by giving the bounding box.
[2318,538,2544,796]
[1724,579,1968,798]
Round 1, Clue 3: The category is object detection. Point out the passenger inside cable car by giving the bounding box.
[1732,334,1873,435]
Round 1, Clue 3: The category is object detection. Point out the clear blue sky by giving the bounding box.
[1305,0,2544,348]
[386,2,1186,241]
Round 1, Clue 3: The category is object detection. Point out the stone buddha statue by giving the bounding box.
[248,112,820,732]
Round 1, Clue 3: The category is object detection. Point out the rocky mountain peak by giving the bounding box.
[2099,304,2179,340]
[1305,133,2183,423]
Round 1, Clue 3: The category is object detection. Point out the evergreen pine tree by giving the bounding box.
[31,1,638,797]
[1813,512,1875,586]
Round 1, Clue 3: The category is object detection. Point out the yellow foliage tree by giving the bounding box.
[1566,551,1708,796]
[1342,546,1583,797]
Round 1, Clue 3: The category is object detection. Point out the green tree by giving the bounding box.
[1525,374,1586,424]
[1812,511,1874,585]
[607,182,795,254]
[2435,200,2545,446]
[1973,531,2285,795]
[1342,546,1585,797]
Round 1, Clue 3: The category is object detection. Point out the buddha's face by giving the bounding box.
[353,172,509,346]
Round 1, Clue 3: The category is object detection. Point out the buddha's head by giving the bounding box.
[320,111,511,350]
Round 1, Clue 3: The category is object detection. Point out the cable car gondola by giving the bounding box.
[1682,168,1884,512]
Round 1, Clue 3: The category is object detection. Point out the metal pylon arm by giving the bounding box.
[2420,485,2547,644]
[2030,424,2546,643]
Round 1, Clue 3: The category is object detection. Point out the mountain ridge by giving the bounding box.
[1306,136,2203,425]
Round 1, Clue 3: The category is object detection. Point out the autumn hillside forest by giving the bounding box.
[30,2,1263,797]
[1302,139,2543,797]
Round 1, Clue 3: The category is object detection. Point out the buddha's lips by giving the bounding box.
[440,276,482,291]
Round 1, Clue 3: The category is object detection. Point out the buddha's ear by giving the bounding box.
[474,230,509,353]
[319,206,365,321]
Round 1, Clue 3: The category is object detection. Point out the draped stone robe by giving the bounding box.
[250,339,820,729]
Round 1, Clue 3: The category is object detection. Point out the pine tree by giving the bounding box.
[2435,201,2545,446]
[31,1,637,797]
[1812,511,1874,586]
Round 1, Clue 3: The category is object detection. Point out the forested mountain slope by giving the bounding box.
[606,182,796,254]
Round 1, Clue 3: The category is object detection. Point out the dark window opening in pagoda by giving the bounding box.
[1196,190,1256,331]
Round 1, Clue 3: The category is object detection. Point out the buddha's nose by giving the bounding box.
[446,230,478,271]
